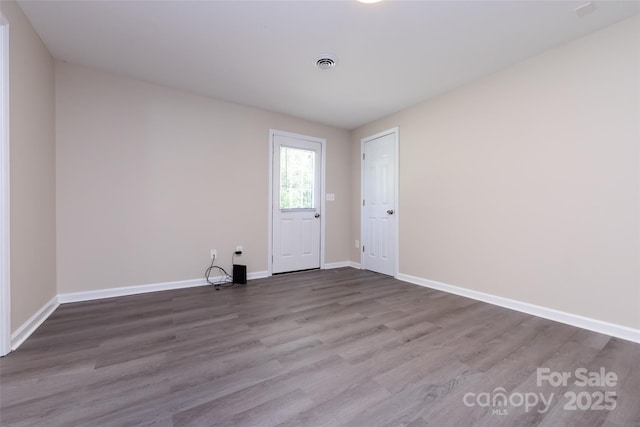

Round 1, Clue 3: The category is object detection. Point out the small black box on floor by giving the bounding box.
[233,264,247,284]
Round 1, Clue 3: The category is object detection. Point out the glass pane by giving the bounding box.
[280,146,315,209]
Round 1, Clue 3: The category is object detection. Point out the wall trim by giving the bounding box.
[324,261,361,269]
[247,270,270,280]
[397,273,640,344]
[57,271,266,304]
[58,277,210,304]
[57,272,272,304]
[0,12,11,357]
[10,295,59,351]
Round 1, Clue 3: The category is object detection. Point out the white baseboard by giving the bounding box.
[58,271,271,304]
[58,277,211,303]
[324,261,361,269]
[248,270,269,280]
[11,295,59,351]
[397,273,640,344]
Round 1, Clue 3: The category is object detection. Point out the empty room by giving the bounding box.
[0,0,639,426]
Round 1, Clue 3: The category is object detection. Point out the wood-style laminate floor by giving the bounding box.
[1,268,638,427]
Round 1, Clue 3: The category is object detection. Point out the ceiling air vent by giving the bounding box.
[315,54,338,70]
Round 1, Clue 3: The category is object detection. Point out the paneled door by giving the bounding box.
[272,132,323,274]
[362,129,397,276]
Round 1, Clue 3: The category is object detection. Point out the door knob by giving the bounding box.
[314,213,320,218]
[386,209,394,215]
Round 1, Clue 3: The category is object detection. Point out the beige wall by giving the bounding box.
[1,1,57,333]
[352,16,640,329]
[55,63,351,293]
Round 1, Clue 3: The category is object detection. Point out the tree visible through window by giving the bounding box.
[280,146,315,209]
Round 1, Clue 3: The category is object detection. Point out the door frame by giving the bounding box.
[1,13,11,357]
[268,129,326,276]
[360,127,399,278]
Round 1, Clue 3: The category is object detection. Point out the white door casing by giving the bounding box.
[1,13,10,357]
[361,128,398,277]
[270,130,325,274]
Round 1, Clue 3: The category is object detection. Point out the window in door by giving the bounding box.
[279,147,315,210]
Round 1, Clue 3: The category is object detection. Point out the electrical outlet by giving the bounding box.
[236,245,243,254]
[210,249,217,260]
[355,240,360,248]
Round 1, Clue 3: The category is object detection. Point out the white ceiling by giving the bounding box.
[18,0,640,130]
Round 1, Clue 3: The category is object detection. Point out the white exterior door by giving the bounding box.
[362,130,397,276]
[272,133,322,274]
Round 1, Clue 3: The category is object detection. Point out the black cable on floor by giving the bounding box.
[204,254,233,290]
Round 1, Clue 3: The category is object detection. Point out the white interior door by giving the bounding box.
[272,133,322,274]
[362,130,397,276]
